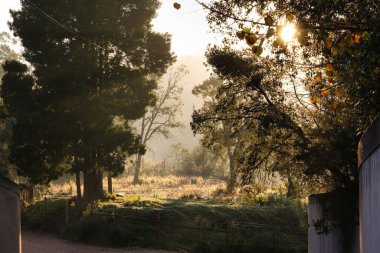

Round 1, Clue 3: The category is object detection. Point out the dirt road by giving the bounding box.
[22,232,175,253]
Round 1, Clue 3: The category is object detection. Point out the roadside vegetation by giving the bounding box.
[22,191,307,253]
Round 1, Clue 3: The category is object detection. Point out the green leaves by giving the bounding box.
[6,0,175,187]
[252,45,263,56]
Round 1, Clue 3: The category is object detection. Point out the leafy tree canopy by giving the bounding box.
[196,0,379,126]
[3,0,175,197]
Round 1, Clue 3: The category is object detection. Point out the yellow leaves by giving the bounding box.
[245,34,258,46]
[236,27,264,57]
[314,72,322,82]
[321,88,330,97]
[334,87,341,96]
[242,27,251,34]
[331,47,338,56]
[173,2,181,10]
[331,100,339,110]
[310,95,318,105]
[237,28,254,41]
[325,37,333,49]
[312,66,335,86]
[286,13,294,21]
[264,15,275,26]
[328,32,364,57]
[325,64,335,77]
[310,93,339,109]
[353,34,362,44]
[325,64,334,72]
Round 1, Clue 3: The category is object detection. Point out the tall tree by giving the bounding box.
[196,0,380,127]
[190,0,374,247]
[192,77,241,191]
[0,33,21,179]
[192,48,307,193]
[194,0,376,193]
[133,66,186,184]
[5,0,174,200]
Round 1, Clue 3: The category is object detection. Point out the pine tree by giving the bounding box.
[5,0,174,200]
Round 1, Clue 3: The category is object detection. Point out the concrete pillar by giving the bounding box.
[308,194,343,253]
[358,117,380,253]
[0,176,21,253]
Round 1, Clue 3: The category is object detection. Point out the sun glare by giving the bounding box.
[280,24,296,42]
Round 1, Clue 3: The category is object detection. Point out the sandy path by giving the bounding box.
[22,231,175,253]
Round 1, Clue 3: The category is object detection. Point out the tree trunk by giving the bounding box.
[133,154,142,184]
[107,176,113,194]
[83,170,104,201]
[286,168,296,198]
[75,171,82,199]
[227,152,236,193]
[27,184,34,203]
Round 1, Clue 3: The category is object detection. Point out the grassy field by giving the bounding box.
[46,175,227,200]
[23,175,307,253]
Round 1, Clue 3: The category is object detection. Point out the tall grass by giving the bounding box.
[46,175,227,200]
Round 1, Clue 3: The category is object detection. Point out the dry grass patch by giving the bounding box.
[46,175,226,200]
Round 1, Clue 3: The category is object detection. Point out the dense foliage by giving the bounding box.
[0,32,20,179]
[2,0,174,199]
[189,0,380,249]
[192,0,379,192]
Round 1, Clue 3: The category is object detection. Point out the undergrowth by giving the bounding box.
[22,195,307,253]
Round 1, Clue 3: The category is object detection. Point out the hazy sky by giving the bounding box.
[0,0,213,162]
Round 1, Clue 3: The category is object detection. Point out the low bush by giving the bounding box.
[22,197,307,253]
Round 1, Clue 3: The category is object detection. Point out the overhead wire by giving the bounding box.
[24,0,105,51]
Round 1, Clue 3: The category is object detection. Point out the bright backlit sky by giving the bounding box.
[0,1,20,31]
[0,0,213,57]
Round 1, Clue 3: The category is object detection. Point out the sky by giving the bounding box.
[153,0,214,56]
[0,1,20,32]
[0,0,213,162]
[0,0,213,55]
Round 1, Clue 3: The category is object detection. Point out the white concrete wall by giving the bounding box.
[358,117,380,253]
[0,176,21,253]
[308,194,343,253]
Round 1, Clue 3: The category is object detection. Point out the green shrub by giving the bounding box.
[22,198,66,233]
[22,198,307,253]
